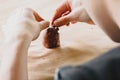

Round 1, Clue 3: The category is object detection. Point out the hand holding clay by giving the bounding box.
[52,0,94,27]
[2,8,50,41]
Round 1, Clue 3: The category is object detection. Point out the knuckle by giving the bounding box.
[23,7,33,12]
[65,16,70,22]
[10,8,35,23]
[16,7,33,15]
[22,7,33,14]
[21,8,34,19]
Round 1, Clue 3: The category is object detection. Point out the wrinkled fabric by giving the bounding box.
[55,46,120,80]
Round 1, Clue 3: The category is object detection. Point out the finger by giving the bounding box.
[71,20,77,24]
[62,11,70,17]
[53,9,78,27]
[21,8,44,21]
[14,8,44,22]
[38,21,50,31]
[33,11,44,22]
[52,0,71,24]
[19,8,44,21]
[53,15,71,27]
[8,8,40,22]
[62,11,70,26]
[17,8,35,19]
[86,19,95,24]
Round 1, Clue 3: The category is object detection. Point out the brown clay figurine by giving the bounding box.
[43,27,60,48]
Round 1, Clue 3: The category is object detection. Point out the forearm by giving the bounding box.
[0,7,48,80]
[0,34,32,80]
[84,0,120,42]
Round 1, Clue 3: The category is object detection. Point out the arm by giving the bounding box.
[0,8,49,80]
[52,0,120,42]
[52,0,94,27]
[0,34,31,80]
[83,0,120,42]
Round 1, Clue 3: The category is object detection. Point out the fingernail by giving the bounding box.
[53,21,57,26]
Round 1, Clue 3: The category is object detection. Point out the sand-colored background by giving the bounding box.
[0,0,119,80]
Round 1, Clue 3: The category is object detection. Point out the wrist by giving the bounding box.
[4,31,33,44]
[2,33,32,55]
[1,31,32,61]
[2,32,32,54]
[0,32,30,80]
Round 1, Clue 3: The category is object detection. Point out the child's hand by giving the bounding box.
[3,8,50,41]
[52,0,93,27]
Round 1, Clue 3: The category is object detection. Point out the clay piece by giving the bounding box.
[43,27,60,48]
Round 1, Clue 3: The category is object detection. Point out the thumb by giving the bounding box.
[53,10,80,27]
[38,21,50,31]
[53,14,72,27]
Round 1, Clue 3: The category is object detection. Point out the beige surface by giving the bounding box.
[0,0,119,80]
